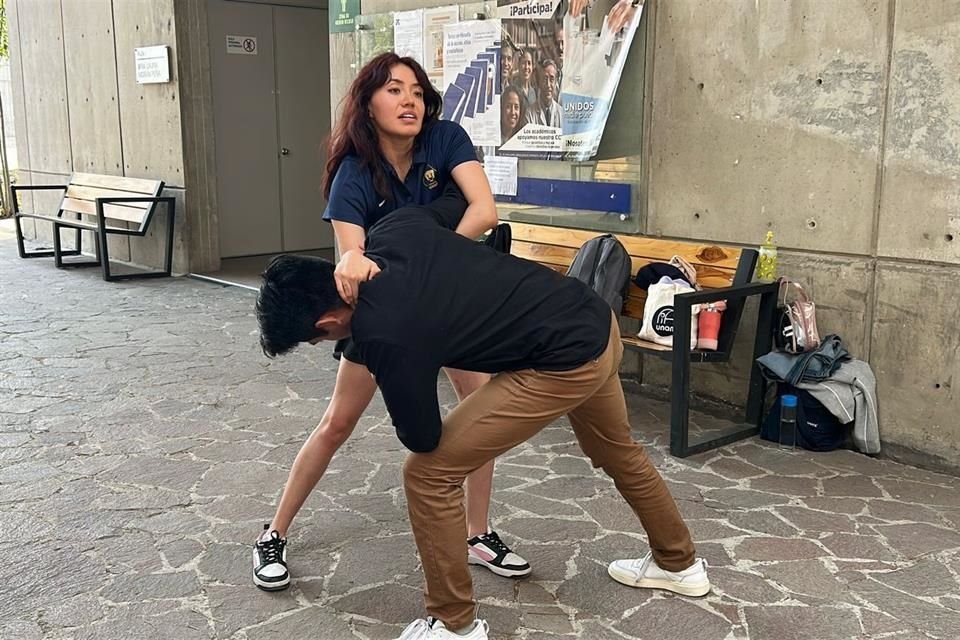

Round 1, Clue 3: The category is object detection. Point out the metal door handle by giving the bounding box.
[280,147,290,156]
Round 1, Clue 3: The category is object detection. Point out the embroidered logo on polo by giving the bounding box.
[653,306,675,337]
[423,166,439,189]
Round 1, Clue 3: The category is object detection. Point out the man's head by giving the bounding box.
[256,255,353,357]
[539,60,559,106]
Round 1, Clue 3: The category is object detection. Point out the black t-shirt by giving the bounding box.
[351,193,611,453]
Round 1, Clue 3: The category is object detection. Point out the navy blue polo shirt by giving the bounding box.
[322,119,477,231]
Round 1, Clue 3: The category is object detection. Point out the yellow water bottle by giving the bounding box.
[756,231,778,282]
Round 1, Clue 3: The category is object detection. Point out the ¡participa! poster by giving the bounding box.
[496,0,643,161]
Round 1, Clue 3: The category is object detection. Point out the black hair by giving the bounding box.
[256,255,344,357]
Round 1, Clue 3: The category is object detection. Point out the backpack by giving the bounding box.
[566,234,633,313]
[483,223,512,254]
[761,383,848,451]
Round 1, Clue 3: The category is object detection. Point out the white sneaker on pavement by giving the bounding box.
[252,525,290,591]
[607,553,711,597]
[395,617,489,640]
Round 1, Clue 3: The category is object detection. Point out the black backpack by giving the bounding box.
[483,223,512,254]
[761,383,848,451]
[565,234,632,312]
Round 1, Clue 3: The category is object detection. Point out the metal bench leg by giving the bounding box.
[669,303,693,458]
[14,216,78,259]
[745,288,779,425]
[669,295,766,459]
[669,348,692,458]
[53,223,63,268]
[97,220,113,282]
[54,223,101,269]
[163,199,176,276]
[96,197,175,282]
[14,215,33,258]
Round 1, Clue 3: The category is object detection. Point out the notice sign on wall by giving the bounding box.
[226,35,258,55]
[330,0,361,33]
[134,46,170,84]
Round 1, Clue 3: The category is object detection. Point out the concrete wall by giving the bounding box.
[7,0,192,273]
[642,0,960,469]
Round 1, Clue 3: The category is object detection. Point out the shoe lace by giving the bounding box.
[478,531,509,555]
[257,532,285,564]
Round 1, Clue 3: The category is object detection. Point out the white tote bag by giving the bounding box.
[638,281,700,349]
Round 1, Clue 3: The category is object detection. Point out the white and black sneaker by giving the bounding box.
[467,531,531,578]
[253,525,290,591]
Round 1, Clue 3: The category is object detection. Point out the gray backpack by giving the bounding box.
[565,234,633,313]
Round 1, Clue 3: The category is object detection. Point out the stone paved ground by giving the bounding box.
[3,229,960,640]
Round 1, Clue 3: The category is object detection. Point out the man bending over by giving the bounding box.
[256,185,710,640]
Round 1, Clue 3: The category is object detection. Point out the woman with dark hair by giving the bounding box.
[500,85,526,144]
[251,53,531,593]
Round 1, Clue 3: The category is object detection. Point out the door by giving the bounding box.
[208,0,333,258]
[208,0,282,258]
[275,7,333,252]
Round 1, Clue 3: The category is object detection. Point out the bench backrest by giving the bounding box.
[509,222,758,351]
[60,173,164,231]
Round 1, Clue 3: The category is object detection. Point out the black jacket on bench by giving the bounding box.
[351,186,611,453]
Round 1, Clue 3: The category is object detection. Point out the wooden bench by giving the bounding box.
[508,221,780,457]
[13,173,175,282]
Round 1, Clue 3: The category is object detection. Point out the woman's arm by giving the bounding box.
[450,160,499,239]
[332,219,365,255]
[331,220,379,306]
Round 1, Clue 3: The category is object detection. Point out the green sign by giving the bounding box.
[329,0,361,34]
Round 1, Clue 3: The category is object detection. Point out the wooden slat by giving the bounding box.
[512,240,737,289]
[620,335,672,352]
[71,172,162,195]
[65,185,153,209]
[511,240,576,268]
[60,197,147,224]
[623,290,648,320]
[509,222,742,270]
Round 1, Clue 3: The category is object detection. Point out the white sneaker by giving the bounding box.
[607,553,711,597]
[252,525,290,591]
[395,617,489,640]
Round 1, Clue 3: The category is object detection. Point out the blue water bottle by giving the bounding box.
[779,395,798,450]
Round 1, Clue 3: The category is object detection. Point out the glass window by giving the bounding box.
[354,1,649,234]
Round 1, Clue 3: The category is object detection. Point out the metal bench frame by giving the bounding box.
[13,177,175,282]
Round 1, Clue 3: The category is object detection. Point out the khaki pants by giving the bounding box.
[403,313,697,628]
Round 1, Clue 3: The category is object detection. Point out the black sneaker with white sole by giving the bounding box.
[253,525,290,591]
[467,531,531,578]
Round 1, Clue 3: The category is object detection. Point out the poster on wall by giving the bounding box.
[423,6,461,89]
[393,9,425,61]
[441,20,501,147]
[393,7,461,91]
[496,0,644,160]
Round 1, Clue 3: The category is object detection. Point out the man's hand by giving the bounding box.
[334,249,381,306]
